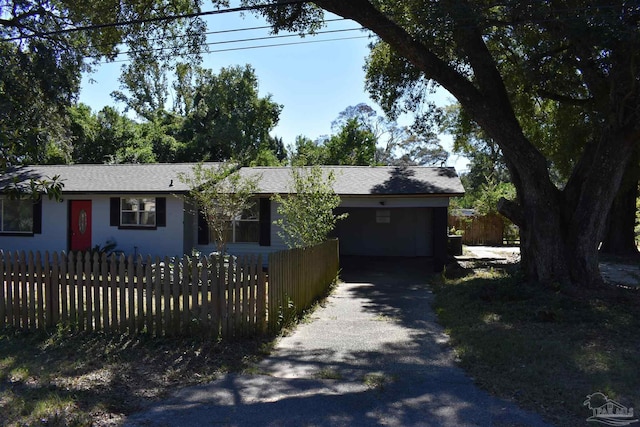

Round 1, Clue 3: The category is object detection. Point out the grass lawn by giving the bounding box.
[0,328,274,426]
[432,260,640,426]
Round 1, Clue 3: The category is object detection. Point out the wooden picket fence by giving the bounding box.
[0,240,339,338]
[267,239,339,332]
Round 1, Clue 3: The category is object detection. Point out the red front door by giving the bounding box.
[70,200,92,252]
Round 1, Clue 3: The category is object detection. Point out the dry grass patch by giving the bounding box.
[0,327,274,426]
[433,260,640,426]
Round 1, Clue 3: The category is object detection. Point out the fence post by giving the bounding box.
[181,255,190,335]
[19,251,27,329]
[135,255,145,334]
[60,252,68,324]
[144,255,153,336]
[109,254,118,332]
[191,255,200,335]
[92,253,101,332]
[75,252,84,331]
[199,257,209,337]
[256,255,266,333]
[153,256,163,337]
[100,253,109,332]
[46,252,58,328]
[35,252,45,330]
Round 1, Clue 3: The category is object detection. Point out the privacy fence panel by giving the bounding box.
[0,240,339,338]
[449,214,506,246]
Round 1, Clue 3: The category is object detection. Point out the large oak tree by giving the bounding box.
[250,0,640,289]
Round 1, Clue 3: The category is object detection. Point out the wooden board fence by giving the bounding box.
[0,240,340,339]
[0,251,266,338]
[267,239,339,332]
[449,213,506,246]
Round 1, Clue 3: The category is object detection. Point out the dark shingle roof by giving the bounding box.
[244,166,464,195]
[0,163,205,193]
[0,164,464,196]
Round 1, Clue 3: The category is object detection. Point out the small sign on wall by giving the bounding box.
[376,210,391,223]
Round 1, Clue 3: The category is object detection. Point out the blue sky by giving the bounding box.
[79,6,469,171]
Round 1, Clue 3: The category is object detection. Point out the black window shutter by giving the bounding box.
[259,198,271,246]
[197,210,209,245]
[110,197,120,226]
[156,197,166,227]
[33,199,42,234]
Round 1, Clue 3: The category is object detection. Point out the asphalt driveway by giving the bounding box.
[124,257,553,427]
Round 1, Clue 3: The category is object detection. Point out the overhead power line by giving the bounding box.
[103,34,371,64]
[3,0,310,42]
[97,26,370,61]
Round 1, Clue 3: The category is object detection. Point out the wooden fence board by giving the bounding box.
[0,240,337,339]
[28,252,36,330]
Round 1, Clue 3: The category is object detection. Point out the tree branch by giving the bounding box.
[536,89,593,106]
[497,197,524,227]
[312,0,484,108]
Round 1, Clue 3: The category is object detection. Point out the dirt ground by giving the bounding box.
[458,245,640,288]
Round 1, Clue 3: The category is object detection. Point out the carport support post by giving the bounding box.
[433,207,448,273]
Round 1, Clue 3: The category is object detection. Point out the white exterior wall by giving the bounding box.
[0,197,67,254]
[95,194,186,258]
[0,194,187,258]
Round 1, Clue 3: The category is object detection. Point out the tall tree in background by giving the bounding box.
[178,65,282,163]
[290,103,448,166]
[0,40,77,167]
[289,136,327,166]
[333,103,448,166]
[0,0,215,168]
[324,117,376,165]
[250,0,640,289]
[68,105,156,164]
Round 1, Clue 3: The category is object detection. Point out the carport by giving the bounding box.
[334,206,433,257]
[326,166,465,272]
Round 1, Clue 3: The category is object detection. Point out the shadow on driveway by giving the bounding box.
[125,257,554,427]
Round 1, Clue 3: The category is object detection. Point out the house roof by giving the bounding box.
[0,163,203,194]
[0,163,464,196]
[244,166,465,196]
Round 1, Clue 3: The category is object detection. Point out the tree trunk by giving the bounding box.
[601,180,639,256]
[600,146,640,257]
[312,0,639,289]
[499,128,636,289]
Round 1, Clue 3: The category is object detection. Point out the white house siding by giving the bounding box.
[98,194,186,258]
[0,197,67,255]
[0,194,187,258]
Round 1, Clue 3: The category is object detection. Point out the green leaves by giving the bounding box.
[174,64,283,164]
[0,0,223,168]
[272,166,346,249]
[179,162,260,254]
